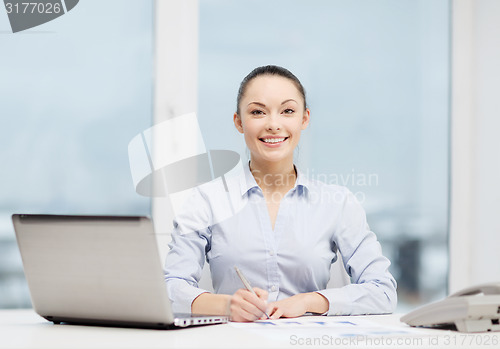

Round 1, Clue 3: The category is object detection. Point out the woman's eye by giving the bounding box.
[283,108,295,115]
[251,110,264,116]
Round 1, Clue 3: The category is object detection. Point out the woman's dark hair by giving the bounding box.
[236,65,307,115]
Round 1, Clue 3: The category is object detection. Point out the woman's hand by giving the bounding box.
[266,294,308,319]
[266,292,329,319]
[229,287,269,322]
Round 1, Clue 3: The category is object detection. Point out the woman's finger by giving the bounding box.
[270,306,284,320]
[239,289,268,315]
[253,287,269,302]
[230,289,267,321]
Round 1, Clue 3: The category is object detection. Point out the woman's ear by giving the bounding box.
[234,113,244,134]
[301,108,310,130]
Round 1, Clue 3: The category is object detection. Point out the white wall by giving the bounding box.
[153,0,217,292]
[153,0,199,263]
[450,0,500,292]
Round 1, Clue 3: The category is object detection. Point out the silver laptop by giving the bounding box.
[12,214,228,329]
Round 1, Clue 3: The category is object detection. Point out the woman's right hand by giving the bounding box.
[229,287,269,322]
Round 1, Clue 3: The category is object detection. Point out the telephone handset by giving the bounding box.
[401,282,500,332]
[449,283,500,297]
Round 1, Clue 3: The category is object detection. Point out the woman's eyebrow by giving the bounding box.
[247,102,266,107]
[247,99,297,107]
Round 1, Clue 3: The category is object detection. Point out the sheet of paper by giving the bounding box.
[229,316,435,344]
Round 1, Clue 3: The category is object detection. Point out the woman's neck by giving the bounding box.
[249,159,297,193]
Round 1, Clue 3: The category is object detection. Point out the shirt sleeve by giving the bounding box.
[316,188,397,315]
[163,189,213,314]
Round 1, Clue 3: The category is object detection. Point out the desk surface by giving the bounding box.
[0,309,498,349]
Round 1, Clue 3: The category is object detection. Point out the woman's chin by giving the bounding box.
[253,152,294,165]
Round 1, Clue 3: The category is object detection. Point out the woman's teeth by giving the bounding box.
[262,137,286,143]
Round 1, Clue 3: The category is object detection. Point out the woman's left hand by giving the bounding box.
[265,294,308,319]
[264,292,329,319]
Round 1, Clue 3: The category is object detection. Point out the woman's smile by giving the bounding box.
[259,136,289,147]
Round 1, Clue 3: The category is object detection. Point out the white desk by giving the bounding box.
[0,309,498,349]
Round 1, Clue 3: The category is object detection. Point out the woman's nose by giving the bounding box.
[266,113,281,131]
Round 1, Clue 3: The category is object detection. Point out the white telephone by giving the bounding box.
[401,283,500,332]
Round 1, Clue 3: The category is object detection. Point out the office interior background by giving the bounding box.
[0,0,499,312]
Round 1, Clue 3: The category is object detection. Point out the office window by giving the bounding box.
[197,0,450,310]
[0,0,153,308]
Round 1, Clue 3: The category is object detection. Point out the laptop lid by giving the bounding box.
[12,214,227,329]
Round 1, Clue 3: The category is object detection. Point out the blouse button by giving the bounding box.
[270,285,277,292]
[269,250,275,256]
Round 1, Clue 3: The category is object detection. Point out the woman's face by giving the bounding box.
[234,75,310,167]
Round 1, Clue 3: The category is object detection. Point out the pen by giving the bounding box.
[234,266,270,319]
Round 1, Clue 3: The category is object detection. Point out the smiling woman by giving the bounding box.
[233,66,310,232]
[233,66,310,188]
[164,65,397,322]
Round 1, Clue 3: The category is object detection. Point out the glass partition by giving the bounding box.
[0,0,153,308]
